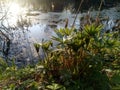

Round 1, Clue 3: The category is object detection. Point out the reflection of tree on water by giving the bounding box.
[0,0,73,12]
[0,4,35,65]
[27,0,68,12]
[74,0,120,11]
[0,21,11,60]
[1,0,120,12]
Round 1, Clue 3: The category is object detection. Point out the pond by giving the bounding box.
[0,1,120,66]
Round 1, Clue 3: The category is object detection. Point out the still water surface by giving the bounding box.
[0,1,120,66]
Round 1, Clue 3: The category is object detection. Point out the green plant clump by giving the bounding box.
[0,23,120,90]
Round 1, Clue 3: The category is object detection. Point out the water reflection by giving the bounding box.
[7,2,27,26]
[9,2,22,15]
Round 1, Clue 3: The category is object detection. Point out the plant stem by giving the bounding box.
[72,0,84,28]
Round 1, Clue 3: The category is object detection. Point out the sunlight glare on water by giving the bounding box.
[7,2,27,26]
[9,2,21,16]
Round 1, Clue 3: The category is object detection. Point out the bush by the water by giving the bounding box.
[0,23,120,89]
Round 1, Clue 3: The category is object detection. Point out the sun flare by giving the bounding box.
[7,2,27,26]
[9,2,22,15]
